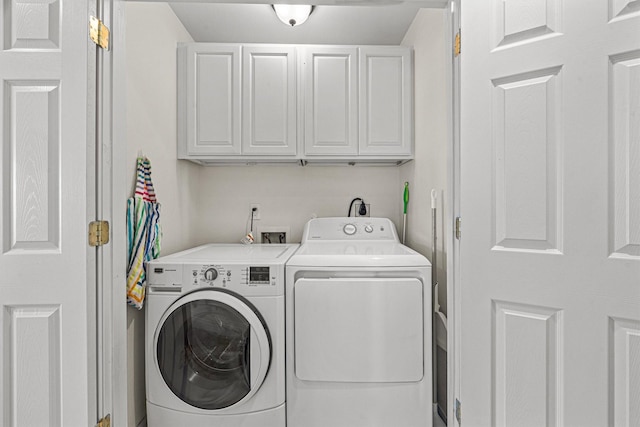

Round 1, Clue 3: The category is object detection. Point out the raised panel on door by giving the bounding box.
[2,0,60,50]
[178,44,241,157]
[491,0,562,49]
[492,301,562,427]
[3,81,61,252]
[610,317,640,426]
[491,67,563,253]
[242,46,296,156]
[609,51,640,259]
[3,306,62,426]
[302,47,358,156]
[359,46,412,156]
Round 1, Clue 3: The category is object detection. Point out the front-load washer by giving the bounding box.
[286,217,432,427]
[145,243,298,427]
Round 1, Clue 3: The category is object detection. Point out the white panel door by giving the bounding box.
[242,45,296,156]
[460,1,640,426]
[178,44,241,156]
[302,46,358,156]
[359,46,412,156]
[0,0,94,426]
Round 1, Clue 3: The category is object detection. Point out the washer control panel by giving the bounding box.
[147,263,281,295]
[189,264,276,289]
[146,243,298,296]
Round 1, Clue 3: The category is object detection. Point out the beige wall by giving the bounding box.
[400,8,449,315]
[125,3,197,426]
[125,4,449,426]
[194,165,401,245]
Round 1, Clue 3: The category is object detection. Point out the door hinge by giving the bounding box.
[454,30,461,57]
[455,217,462,239]
[89,15,110,50]
[89,220,110,247]
[455,399,462,425]
[96,414,111,427]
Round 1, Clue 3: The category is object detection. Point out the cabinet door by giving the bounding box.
[302,47,358,156]
[359,47,412,156]
[178,44,241,157]
[242,46,296,156]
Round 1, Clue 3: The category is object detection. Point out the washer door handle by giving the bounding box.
[243,334,251,387]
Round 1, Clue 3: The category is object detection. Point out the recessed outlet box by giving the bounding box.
[259,226,290,244]
[250,203,261,220]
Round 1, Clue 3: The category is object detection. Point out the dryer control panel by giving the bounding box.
[302,217,399,242]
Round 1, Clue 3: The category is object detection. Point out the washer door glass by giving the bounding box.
[157,297,260,410]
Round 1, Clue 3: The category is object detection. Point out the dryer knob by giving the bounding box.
[343,223,357,235]
[204,268,218,281]
[364,225,374,233]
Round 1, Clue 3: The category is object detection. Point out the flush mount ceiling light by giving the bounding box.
[272,4,314,27]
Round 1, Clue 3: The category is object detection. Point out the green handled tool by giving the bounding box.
[402,182,409,244]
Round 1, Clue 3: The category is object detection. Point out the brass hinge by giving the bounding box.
[89,220,110,247]
[96,414,111,427]
[454,30,461,57]
[89,15,110,50]
[455,217,462,240]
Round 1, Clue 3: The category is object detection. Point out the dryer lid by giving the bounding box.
[287,242,430,267]
[291,217,429,267]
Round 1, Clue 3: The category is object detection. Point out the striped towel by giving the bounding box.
[126,157,162,309]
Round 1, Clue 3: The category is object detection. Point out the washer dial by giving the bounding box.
[204,268,218,281]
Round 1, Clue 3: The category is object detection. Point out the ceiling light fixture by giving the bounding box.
[272,4,314,27]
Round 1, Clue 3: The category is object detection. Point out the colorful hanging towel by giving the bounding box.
[126,156,162,309]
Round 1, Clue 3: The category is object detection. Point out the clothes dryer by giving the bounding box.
[285,217,432,427]
[145,243,298,427]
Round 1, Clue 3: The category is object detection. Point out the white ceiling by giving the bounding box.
[167,1,445,45]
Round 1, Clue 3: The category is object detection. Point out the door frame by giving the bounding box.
[99,0,129,424]
[103,1,463,426]
[447,0,462,425]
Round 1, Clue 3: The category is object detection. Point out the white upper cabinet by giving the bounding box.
[242,46,297,156]
[178,43,413,164]
[178,44,241,157]
[359,46,413,156]
[301,46,358,156]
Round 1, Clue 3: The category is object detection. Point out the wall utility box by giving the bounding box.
[259,226,290,244]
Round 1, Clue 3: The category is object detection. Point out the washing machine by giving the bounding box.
[285,217,432,427]
[145,243,298,427]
